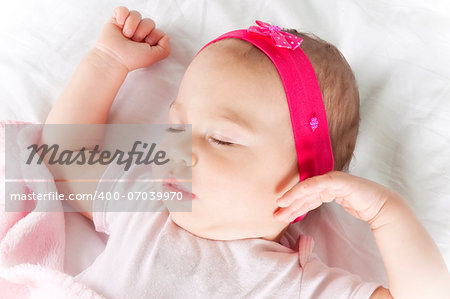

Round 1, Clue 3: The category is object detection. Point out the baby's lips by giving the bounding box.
[162,176,196,200]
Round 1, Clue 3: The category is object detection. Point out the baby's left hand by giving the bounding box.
[273,171,397,225]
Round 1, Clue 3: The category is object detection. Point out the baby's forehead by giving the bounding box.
[179,39,291,132]
[191,40,284,100]
[199,38,277,74]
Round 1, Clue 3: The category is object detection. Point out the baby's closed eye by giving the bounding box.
[208,136,235,146]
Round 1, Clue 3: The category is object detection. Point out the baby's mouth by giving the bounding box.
[162,176,195,201]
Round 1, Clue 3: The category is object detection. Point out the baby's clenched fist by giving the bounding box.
[94,6,170,72]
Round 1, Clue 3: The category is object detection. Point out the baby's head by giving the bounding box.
[158,23,359,242]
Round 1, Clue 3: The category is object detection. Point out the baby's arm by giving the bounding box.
[274,171,450,298]
[40,7,170,220]
[45,7,169,124]
[368,189,449,298]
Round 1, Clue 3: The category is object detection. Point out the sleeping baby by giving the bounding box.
[41,6,449,299]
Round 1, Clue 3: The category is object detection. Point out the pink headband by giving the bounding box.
[196,21,334,222]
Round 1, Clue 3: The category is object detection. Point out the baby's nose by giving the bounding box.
[169,143,192,167]
[163,129,193,167]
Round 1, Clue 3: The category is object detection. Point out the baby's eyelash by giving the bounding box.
[166,127,185,133]
[167,128,234,146]
[209,137,234,146]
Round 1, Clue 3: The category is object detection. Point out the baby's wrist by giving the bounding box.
[368,190,406,231]
[88,46,129,74]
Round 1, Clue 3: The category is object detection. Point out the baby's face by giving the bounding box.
[157,40,299,242]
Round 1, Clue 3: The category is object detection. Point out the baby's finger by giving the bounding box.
[274,198,307,221]
[112,6,129,27]
[144,28,166,47]
[276,194,323,222]
[123,10,142,38]
[276,181,310,207]
[277,171,342,206]
[133,33,170,67]
[131,18,156,42]
[148,34,170,61]
[287,196,323,220]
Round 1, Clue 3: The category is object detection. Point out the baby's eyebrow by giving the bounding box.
[215,107,255,133]
[169,100,255,133]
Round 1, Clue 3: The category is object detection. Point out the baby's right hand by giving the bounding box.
[273,171,393,227]
[94,6,170,72]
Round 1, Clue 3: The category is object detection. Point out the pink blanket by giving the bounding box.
[0,121,105,298]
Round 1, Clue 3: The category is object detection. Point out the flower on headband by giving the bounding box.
[247,20,302,50]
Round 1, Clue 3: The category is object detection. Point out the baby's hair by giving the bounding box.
[282,28,360,172]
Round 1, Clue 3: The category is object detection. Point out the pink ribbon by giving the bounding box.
[247,20,302,50]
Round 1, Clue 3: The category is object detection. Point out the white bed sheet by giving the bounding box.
[1,0,449,287]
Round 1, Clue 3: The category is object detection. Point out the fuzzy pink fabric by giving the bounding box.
[0,121,104,298]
